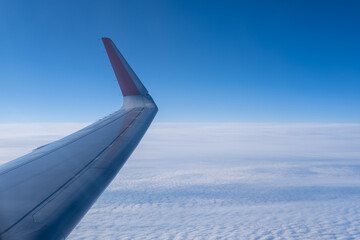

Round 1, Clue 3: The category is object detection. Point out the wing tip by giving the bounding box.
[102,37,112,43]
[102,37,142,97]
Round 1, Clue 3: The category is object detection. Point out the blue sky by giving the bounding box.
[1,0,360,123]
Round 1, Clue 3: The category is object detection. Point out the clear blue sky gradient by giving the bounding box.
[1,0,360,122]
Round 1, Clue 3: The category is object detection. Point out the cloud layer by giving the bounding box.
[1,123,360,239]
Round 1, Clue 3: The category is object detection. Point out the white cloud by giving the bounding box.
[134,123,360,162]
[1,123,360,239]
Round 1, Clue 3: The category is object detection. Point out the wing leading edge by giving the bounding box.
[0,38,158,240]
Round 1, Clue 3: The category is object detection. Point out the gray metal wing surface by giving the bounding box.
[0,38,158,240]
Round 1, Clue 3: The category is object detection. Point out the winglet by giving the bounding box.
[102,37,148,96]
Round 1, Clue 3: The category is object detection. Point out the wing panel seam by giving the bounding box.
[1,108,145,235]
[0,108,142,176]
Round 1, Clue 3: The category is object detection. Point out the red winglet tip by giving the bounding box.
[102,37,111,42]
[102,38,141,96]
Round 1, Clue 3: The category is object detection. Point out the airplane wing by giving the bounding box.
[0,38,158,240]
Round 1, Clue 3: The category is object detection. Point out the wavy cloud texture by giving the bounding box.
[1,123,360,239]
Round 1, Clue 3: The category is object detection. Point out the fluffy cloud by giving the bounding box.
[1,123,360,239]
